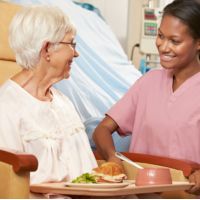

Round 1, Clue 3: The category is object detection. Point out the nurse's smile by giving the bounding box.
[160,54,176,61]
[156,15,199,71]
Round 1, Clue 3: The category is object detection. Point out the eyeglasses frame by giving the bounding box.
[59,42,76,51]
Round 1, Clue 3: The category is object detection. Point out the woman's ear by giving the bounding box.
[197,39,200,51]
[41,41,50,61]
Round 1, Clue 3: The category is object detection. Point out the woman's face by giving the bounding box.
[49,30,79,79]
[156,15,200,71]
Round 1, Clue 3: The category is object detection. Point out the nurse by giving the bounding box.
[93,0,200,195]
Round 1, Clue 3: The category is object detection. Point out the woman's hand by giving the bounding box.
[187,170,200,195]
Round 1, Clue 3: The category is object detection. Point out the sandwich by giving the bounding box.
[92,162,127,183]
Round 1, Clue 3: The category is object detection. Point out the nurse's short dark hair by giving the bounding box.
[163,0,200,41]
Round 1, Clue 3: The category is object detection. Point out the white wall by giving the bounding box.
[73,0,129,54]
[158,0,174,10]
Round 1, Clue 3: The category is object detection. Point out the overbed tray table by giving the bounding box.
[30,182,194,197]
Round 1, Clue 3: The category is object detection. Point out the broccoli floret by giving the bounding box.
[71,173,97,184]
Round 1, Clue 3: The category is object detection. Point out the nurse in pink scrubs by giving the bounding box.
[93,0,200,195]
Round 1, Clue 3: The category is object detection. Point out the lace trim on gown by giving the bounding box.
[18,96,85,144]
[21,124,85,143]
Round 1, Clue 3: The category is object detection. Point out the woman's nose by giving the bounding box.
[159,40,170,53]
[74,49,79,57]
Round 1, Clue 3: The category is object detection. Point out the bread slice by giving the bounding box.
[92,162,127,183]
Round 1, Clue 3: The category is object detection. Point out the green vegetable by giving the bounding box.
[71,173,97,184]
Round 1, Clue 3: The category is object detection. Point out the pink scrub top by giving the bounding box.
[106,68,200,164]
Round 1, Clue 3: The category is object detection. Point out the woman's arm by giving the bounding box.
[92,115,122,166]
[0,103,23,151]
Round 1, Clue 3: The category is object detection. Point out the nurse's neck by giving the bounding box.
[172,66,200,92]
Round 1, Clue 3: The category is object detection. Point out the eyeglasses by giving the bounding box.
[59,42,76,51]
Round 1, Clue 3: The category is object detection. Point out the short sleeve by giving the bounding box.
[0,103,23,151]
[106,80,141,137]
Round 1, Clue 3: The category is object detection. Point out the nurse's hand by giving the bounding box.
[187,170,200,195]
[107,154,123,167]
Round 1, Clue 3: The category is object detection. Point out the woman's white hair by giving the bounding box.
[9,5,77,69]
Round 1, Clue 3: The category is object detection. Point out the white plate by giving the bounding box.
[63,180,135,189]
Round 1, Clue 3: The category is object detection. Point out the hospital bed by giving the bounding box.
[8,0,137,153]
[0,1,198,199]
[73,1,105,21]
[8,0,142,124]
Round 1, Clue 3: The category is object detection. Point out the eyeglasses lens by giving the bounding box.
[72,43,76,51]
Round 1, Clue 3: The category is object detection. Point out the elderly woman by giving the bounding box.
[0,4,97,188]
[93,0,200,197]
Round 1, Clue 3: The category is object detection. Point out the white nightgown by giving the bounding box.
[0,79,98,184]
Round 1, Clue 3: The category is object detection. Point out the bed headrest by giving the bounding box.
[0,2,23,62]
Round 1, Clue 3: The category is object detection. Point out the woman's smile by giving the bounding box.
[68,59,73,67]
[160,54,176,61]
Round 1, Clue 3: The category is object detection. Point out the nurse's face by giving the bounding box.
[156,15,200,70]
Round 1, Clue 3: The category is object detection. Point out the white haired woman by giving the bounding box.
[0,4,98,198]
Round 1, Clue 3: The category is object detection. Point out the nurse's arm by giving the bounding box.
[92,115,122,166]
